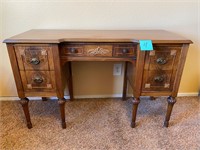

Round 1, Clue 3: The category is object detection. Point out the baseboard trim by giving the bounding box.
[177,93,199,97]
[0,93,198,101]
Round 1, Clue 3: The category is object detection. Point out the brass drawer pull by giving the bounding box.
[154,76,164,83]
[156,57,167,65]
[33,76,43,83]
[30,58,40,65]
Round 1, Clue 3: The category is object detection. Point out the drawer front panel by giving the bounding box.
[113,44,137,57]
[20,71,56,92]
[15,45,54,71]
[61,44,84,56]
[83,45,112,56]
[144,46,181,70]
[142,70,175,91]
[60,43,137,57]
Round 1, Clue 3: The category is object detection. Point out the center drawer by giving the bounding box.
[60,43,137,57]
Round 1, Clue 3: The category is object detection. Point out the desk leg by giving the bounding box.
[122,62,128,101]
[131,97,140,128]
[68,62,74,101]
[20,98,32,129]
[164,96,176,127]
[42,97,48,101]
[58,98,66,129]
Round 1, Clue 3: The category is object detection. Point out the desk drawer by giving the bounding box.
[144,45,181,70]
[142,70,174,91]
[84,45,112,56]
[113,44,137,57]
[61,44,112,57]
[15,45,54,71]
[20,71,56,92]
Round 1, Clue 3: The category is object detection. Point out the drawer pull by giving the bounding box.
[154,76,164,83]
[70,48,76,53]
[156,57,167,65]
[33,76,43,83]
[30,58,40,65]
[122,48,129,54]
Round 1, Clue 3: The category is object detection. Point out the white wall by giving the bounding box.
[1,0,199,97]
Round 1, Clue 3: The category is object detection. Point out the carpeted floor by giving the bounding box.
[0,96,199,150]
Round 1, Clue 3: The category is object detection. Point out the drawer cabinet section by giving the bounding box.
[14,45,54,71]
[20,71,56,92]
[142,45,181,92]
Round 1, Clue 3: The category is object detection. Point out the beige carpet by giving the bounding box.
[0,96,199,150]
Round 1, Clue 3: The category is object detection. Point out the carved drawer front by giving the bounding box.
[142,70,175,91]
[15,45,54,71]
[144,45,181,70]
[83,45,112,57]
[20,71,56,92]
[113,44,137,57]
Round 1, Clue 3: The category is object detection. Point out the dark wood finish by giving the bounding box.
[150,96,156,100]
[67,62,74,101]
[142,44,181,92]
[52,44,64,98]
[113,43,137,57]
[52,44,67,128]
[42,97,48,101]
[6,44,25,98]
[20,71,56,92]
[122,62,128,100]
[131,97,140,128]
[3,30,192,44]
[20,98,32,129]
[58,98,66,129]
[172,44,189,97]
[4,30,192,129]
[164,97,177,127]
[14,44,54,71]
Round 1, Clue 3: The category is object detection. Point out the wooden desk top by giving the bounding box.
[3,29,192,44]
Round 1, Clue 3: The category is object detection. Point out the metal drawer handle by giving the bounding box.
[156,57,167,65]
[154,76,164,83]
[33,76,43,83]
[122,48,129,54]
[70,48,76,53]
[30,58,40,65]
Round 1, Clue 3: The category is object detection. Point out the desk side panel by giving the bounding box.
[6,44,25,98]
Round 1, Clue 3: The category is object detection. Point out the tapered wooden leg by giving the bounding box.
[164,96,176,127]
[131,97,140,128]
[42,97,48,101]
[68,62,74,101]
[20,98,32,129]
[58,98,66,129]
[122,62,128,101]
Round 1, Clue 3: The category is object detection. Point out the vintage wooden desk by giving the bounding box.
[3,30,192,129]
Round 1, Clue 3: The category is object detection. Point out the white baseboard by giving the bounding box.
[0,93,198,101]
[177,92,199,97]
